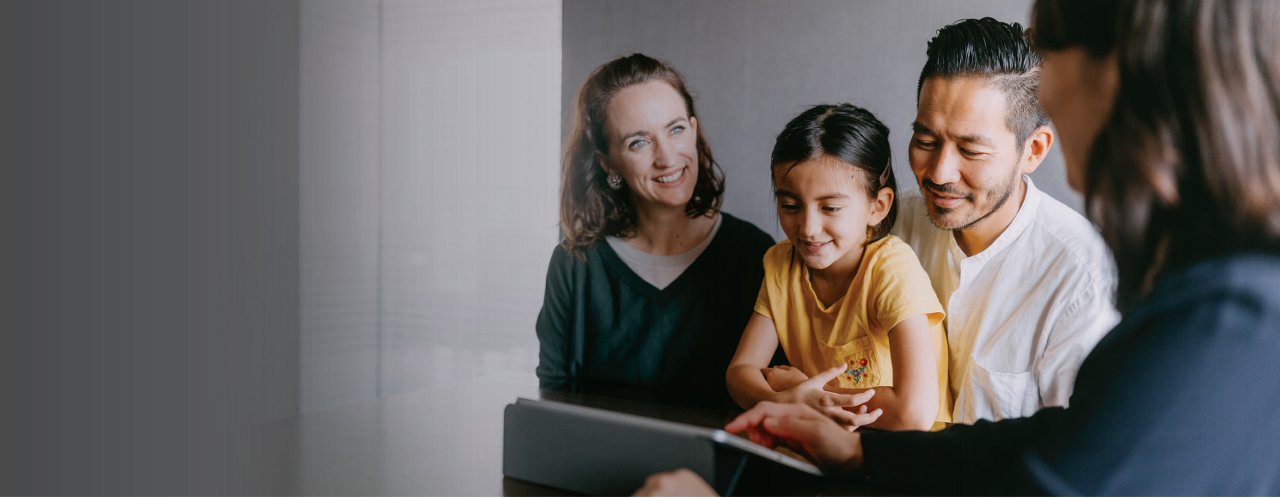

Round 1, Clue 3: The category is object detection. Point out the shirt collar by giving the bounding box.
[950,175,1042,271]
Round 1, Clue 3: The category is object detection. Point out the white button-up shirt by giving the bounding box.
[893,177,1119,424]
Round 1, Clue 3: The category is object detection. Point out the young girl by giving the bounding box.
[726,104,951,431]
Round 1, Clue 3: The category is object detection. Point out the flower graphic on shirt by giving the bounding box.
[844,357,870,384]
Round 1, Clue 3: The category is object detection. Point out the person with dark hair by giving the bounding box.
[893,16,1119,424]
[702,0,1280,494]
[535,54,774,409]
[723,104,951,431]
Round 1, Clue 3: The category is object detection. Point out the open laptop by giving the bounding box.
[503,397,822,496]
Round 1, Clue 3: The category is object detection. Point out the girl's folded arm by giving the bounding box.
[725,313,785,409]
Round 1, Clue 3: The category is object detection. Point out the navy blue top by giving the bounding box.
[535,212,776,409]
[860,251,1280,495]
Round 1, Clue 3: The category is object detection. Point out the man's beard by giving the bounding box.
[923,167,1020,231]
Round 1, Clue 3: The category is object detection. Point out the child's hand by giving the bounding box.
[776,365,880,429]
[761,365,808,391]
[821,385,885,429]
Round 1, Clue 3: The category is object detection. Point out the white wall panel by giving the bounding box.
[301,0,559,410]
[379,0,559,397]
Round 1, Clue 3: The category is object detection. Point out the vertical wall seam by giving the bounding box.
[375,0,385,399]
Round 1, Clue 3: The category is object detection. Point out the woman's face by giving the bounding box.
[600,81,699,213]
[1038,47,1119,192]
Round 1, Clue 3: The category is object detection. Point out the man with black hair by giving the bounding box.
[893,17,1118,423]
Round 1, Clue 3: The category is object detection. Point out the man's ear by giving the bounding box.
[868,187,895,226]
[1020,124,1055,174]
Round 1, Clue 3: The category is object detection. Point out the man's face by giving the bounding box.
[909,76,1026,230]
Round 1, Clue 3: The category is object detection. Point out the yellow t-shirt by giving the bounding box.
[754,235,953,427]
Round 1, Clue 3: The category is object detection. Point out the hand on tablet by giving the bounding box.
[725,401,865,472]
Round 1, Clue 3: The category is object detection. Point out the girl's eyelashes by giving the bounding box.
[776,202,844,213]
[627,138,649,151]
[670,125,685,135]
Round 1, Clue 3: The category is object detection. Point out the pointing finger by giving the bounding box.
[806,365,846,387]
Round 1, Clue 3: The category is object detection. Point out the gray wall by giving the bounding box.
[563,0,1078,240]
[2,1,561,492]
[300,0,383,413]
[3,0,561,493]
[1,1,299,494]
[375,0,559,399]
[299,0,560,412]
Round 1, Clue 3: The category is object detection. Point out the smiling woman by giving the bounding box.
[535,54,776,409]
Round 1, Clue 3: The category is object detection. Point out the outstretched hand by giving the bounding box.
[775,365,881,429]
[725,401,865,472]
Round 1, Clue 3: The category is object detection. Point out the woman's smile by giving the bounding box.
[654,166,687,186]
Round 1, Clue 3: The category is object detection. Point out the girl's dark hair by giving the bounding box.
[559,54,725,257]
[770,104,898,242]
[1033,0,1280,310]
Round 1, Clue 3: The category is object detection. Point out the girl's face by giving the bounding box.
[774,156,893,277]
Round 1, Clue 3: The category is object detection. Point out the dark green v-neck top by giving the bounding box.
[535,212,776,409]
